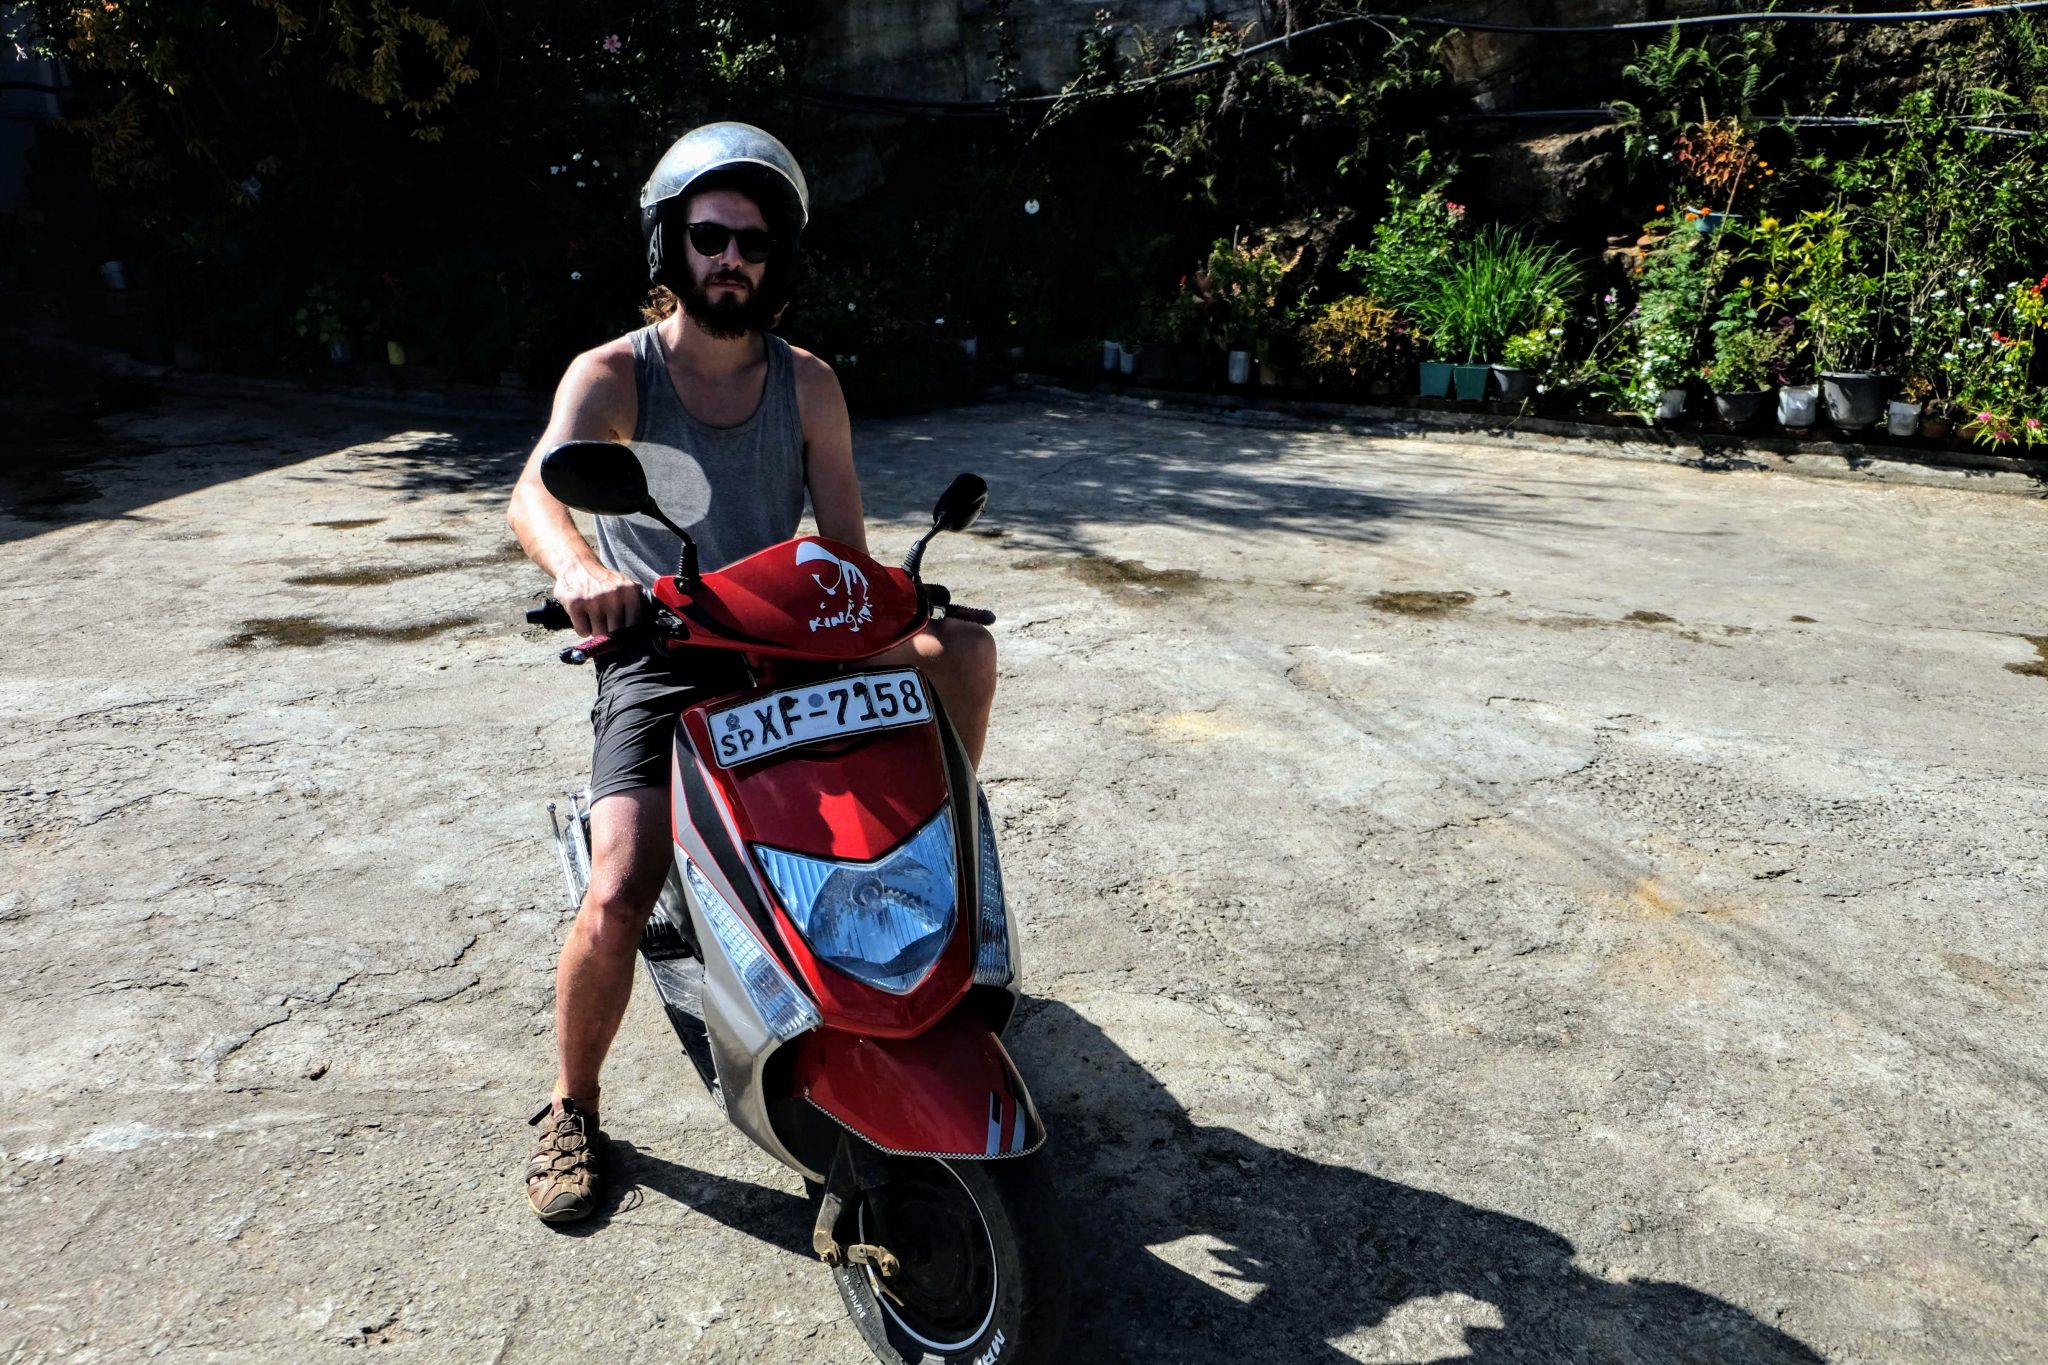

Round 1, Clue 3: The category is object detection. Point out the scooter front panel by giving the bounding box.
[678,708,976,1039]
[790,1009,1045,1160]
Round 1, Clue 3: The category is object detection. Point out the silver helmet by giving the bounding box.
[639,122,809,310]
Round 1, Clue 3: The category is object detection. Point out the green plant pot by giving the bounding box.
[1418,361,1453,399]
[1450,364,1490,402]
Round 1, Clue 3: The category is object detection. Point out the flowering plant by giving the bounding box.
[1202,237,1292,353]
[1948,274,2048,446]
[1500,296,1570,379]
[1339,170,1465,314]
[1623,211,1728,412]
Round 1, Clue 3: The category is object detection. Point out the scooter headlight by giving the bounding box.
[754,808,957,995]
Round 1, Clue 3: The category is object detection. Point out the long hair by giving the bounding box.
[640,285,680,325]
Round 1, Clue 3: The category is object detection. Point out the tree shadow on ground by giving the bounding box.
[850,395,1732,566]
[0,346,532,546]
[610,998,1821,1365]
[3,373,1698,565]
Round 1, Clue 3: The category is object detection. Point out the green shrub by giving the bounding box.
[1299,295,1408,385]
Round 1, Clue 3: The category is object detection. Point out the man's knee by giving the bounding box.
[931,617,997,695]
[577,862,662,954]
[576,789,671,953]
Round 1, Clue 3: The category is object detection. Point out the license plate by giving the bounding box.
[706,669,931,767]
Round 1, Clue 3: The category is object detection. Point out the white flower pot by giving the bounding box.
[1117,345,1137,376]
[1886,400,1922,436]
[1655,387,1686,421]
[1227,350,1253,386]
[1102,339,1120,371]
[1777,384,1819,428]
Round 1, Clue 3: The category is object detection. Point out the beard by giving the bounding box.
[681,269,776,339]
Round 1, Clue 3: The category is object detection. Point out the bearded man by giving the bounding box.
[505,123,996,1223]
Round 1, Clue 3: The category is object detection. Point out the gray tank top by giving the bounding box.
[596,325,807,585]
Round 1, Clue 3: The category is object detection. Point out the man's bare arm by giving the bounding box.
[792,348,868,555]
[506,344,645,635]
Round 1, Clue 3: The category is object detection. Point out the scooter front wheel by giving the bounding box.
[833,1151,1069,1365]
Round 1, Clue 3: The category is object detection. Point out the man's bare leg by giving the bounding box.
[551,786,673,1109]
[878,617,997,766]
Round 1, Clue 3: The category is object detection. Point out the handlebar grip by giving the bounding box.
[527,599,573,630]
[947,605,997,626]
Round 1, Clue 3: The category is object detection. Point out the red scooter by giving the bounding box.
[532,441,1068,1365]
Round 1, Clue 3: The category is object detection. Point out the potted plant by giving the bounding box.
[1703,321,1784,424]
[1770,207,1887,428]
[1494,297,1568,402]
[1411,226,1581,403]
[1625,212,1727,423]
[294,281,356,365]
[1340,167,1466,398]
[1203,236,1290,388]
[1954,276,2048,448]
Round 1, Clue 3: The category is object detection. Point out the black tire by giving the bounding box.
[833,1153,1069,1365]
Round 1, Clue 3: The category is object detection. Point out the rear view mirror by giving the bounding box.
[930,473,988,533]
[541,441,650,517]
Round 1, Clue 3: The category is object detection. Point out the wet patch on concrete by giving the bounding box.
[1624,610,1678,625]
[1368,590,1475,618]
[2006,635,2048,679]
[285,543,524,587]
[311,519,385,531]
[1790,615,1818,624]
[1940,951,2032,1005]
[385,533,459,544]
[1021,553,1204,603]
[222,614,482,649]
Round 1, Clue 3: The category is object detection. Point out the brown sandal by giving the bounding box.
[525,1098,603,1223]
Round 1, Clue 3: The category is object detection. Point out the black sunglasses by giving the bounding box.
[685,221,776,264]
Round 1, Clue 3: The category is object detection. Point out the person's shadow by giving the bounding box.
[603,998,1824,1364]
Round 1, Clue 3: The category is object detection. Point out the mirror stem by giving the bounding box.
[902,528,939,579]
[643,503,701,589]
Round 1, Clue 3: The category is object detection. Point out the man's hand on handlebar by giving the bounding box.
[553,561,643,637]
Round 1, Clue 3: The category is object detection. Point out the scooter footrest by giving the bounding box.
[638,915,696,961]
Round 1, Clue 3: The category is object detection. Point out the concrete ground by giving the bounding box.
[1,373,2044,1365]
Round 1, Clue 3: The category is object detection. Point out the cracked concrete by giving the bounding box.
[1,384,2045,1363]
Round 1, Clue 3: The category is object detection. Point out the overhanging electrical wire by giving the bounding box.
[789,2,2048,118]
[1444,106,2040,139]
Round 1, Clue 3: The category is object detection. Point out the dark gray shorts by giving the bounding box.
[588,649,745,801]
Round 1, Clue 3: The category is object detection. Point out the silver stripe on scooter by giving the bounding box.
[1010,1102,1027,1154]
[984,1092,1003,1157]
